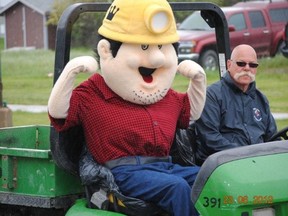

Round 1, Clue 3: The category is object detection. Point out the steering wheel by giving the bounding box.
[268,126,288,141]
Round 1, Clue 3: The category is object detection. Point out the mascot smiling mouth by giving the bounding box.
[139,67,156,83]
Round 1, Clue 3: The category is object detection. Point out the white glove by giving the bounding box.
[48,56,98,119]
[177,60,207,121]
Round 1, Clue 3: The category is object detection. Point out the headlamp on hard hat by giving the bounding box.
[144,5,173,34]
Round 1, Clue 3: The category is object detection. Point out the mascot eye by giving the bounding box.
[158,45,162,49]
[141,45,149,50]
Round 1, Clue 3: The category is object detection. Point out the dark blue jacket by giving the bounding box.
[195,72,278,165]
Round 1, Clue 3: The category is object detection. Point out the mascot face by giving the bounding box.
[98,40,178,105]
[97,0,179,105]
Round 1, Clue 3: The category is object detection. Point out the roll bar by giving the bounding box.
[53,2,230,84]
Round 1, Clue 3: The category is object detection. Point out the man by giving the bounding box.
[48,0,206,215]
[195,44,278,165]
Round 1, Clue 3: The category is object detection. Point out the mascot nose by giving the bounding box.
[148,48,165,68]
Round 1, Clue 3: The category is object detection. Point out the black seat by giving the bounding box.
[50,123,198,215]
[50,126,168,216]
[170,123,197,166]
[50,126,84,176]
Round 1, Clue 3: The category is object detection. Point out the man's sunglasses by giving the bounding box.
[232,60,259,68]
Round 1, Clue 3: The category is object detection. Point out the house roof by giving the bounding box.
[0,0,55,15]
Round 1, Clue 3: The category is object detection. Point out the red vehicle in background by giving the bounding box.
[281,22,288,57]
[178,0,288,69]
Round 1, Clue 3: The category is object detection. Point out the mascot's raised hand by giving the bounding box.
[48,56,98,119]
[177,60,207,121]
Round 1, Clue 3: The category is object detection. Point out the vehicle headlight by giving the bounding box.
[178,41,196,54]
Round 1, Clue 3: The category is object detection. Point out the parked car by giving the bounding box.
[281,22,288,57]
[178,0,288,70]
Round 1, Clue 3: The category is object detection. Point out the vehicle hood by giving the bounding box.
[177,30,215,41]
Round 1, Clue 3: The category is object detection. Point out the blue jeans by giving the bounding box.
[111,160,200,216]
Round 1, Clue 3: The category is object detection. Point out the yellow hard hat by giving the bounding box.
[98,0,179,45]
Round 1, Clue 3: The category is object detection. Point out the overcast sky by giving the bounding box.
[0,0,12,7]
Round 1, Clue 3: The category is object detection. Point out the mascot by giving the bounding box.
[48,0,206,215]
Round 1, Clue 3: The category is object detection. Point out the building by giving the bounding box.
[0,0,56,50]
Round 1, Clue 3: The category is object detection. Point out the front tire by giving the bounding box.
[199,49,218,71]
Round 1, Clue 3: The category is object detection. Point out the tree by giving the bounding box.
[47,0,107,48]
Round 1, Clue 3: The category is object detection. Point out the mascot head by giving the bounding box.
[97,0,179,105]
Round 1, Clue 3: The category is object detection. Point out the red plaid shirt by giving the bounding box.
[50,74,190,164]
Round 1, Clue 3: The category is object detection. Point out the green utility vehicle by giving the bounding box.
[1,2,288,216]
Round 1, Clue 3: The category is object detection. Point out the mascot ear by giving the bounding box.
[98,39,113,60]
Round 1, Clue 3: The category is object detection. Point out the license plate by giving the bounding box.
[253,207,275,216]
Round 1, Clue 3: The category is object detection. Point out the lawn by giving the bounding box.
[1,48,288,130]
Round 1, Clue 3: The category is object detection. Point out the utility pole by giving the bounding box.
[0,50,12,127]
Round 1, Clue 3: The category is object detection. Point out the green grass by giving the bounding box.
[1,49,94,105]
[0,38,4,50]
[1,49,288,130]
[12,111,50,126]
